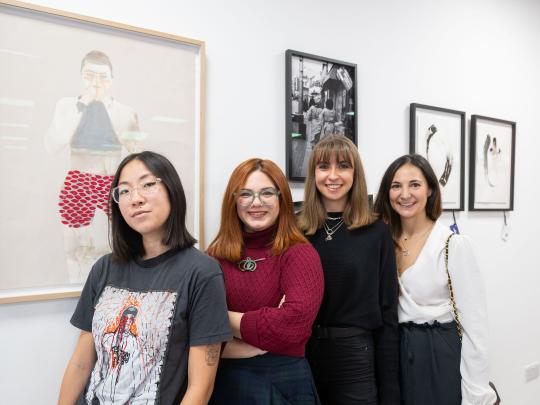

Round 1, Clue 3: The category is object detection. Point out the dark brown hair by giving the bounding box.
[373,154,442,242]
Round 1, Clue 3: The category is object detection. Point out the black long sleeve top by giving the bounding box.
[308,216,400,404]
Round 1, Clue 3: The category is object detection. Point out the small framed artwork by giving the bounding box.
[410,103,465,211]
[469,115,516,211]
[285,49,357,181]
[0,0,205,303]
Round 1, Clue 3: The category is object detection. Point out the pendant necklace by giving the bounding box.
[400,225,433,257]
[324,219,344,241]
[237,256,266,272]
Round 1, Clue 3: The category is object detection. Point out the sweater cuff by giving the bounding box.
[240,311,260,347]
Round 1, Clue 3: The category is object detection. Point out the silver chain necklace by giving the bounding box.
[323,219,344,241]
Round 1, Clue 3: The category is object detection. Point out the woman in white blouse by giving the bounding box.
[374,154,496,405]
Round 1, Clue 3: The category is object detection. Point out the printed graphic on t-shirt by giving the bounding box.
[86,286,177,404]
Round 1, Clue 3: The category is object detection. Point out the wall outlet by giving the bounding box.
[525,362,539,382]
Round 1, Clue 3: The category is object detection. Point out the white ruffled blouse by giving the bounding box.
[398,221,496,405]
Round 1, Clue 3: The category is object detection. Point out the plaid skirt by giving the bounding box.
[210,353,320,404]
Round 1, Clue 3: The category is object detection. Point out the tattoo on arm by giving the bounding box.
[205,344,220,366]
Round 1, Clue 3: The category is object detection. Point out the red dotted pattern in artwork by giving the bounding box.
[58,170,114,228]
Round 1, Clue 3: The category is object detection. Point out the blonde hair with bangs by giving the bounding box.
[298,135,374,235]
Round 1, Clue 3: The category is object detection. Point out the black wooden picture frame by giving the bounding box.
[286,49,357,181]
[469,115,516,211]
[410,103,466,211]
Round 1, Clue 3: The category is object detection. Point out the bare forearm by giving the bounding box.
[228,311,243,338]
[58,360,94,404]
[181,344,221,405]
[221,338,267,359]
[179,386,213,405]
[58,331,96,405]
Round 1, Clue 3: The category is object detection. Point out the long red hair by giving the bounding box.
[207,158,307,262]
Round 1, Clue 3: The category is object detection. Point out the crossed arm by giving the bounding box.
[220,296,285,359]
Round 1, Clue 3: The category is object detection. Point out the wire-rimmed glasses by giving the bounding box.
[235,187,280,207]
[111,177,163,203]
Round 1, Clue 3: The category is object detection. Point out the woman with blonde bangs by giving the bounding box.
[207,158,324,404]
[299,135,400,405]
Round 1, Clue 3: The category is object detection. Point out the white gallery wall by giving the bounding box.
[1,0,539,403]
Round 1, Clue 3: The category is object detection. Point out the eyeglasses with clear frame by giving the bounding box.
[235,187,280,207]
[111,177,163,204]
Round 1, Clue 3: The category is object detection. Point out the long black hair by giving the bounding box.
[110,151,196,262]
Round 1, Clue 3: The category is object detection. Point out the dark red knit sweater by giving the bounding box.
[216,226,324,357]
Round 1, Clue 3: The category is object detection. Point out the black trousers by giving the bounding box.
[400,321,462,405]
[306,332,377,405]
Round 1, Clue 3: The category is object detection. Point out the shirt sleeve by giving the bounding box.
[70,257,105,332]
[240,243,324,356]
[373,225,401,404]
[188,271,233,347]
[449,236,497,405]
[45,97,81,154]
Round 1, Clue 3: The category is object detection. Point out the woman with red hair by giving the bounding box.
[207,158,324,404]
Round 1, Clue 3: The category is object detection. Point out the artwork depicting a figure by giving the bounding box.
[470,116,515,210]
[483,134,502,187]
[45,50,144,282]
[425,124,453,187]
[87,288,176,404]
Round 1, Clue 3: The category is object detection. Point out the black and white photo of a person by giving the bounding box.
[320,98,337,140]
[306,90,323,147]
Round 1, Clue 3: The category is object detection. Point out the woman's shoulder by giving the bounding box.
[429,221,475,255]
[91,253,115,273]
[447,232,475,253]
[352,218,390,237]
[282,242,321,263]
[171,247,222,277]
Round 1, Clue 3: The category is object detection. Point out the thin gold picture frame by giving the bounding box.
[0,0,206,304]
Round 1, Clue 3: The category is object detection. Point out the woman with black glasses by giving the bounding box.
[207,158,324,404]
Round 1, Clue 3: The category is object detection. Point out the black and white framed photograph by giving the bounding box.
[286,49,357,181]
[410,103,465,210]
[469,115,516,211]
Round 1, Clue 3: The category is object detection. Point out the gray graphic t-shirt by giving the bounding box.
[71,247,232,404]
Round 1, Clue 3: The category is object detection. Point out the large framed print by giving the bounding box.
[469,115,516,211]
[410,103,465,211]
[285,49,357,181]
[0,0,205,303]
